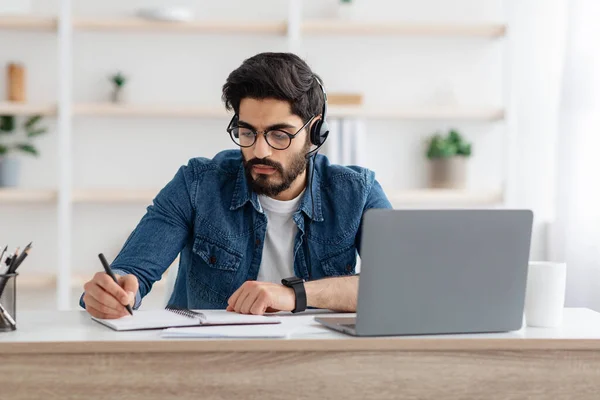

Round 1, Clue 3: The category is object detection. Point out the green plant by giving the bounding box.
[0,115,48,157]
[426,129,472,160]
[110,71,127,88]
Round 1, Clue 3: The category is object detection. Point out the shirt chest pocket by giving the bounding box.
[320,245,358,277]
[191,236,243,302]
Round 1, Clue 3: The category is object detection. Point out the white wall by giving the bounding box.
[1,0,555,291]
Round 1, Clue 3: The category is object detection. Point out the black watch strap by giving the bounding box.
[281,277,307,313]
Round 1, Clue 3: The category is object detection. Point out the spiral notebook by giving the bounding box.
[91,308,281,331]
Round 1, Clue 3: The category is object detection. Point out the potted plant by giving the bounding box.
[0,115,47,187]
[109,71,127,103]
[425,129,472,189]
[338,0,356,19]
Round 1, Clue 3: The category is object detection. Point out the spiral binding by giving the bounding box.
[166,306,206,321]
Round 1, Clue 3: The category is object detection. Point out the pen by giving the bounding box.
[11,242,32,272]
[0,247,20,299]
[0,245,7,275]
[0,302,16,330]
[8,247,19,272]
[0,245,7,266]
[98,253,133,316]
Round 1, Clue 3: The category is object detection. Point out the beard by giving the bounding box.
[243,143,310,197]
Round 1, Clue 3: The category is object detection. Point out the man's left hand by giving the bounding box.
[226,281,295,315]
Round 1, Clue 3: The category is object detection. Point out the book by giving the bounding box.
[91,308,281,331]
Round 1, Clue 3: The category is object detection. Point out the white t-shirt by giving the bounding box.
[256,191,304,284]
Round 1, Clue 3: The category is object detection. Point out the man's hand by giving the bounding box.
[226,281,295,315]
[83,273,138,319]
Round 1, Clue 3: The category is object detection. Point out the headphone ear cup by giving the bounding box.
[319,120,329,145]
[310,120,323,146]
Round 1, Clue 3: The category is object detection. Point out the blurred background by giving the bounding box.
[0,0,598,311]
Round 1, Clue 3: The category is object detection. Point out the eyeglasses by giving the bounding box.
[227,115,315,151]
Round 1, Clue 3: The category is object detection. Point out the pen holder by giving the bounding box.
[0,273,17,332]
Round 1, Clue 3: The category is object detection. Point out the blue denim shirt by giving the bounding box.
[80,149,392,310]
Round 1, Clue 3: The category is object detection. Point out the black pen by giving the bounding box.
[0,245,7,265]
[7,247,19,272]
[0,247,19,298]
[98,253,133,316]
[11,242,32,272]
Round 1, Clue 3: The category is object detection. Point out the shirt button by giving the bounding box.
[209,256,217,264]
[255,239,261,246]
[346,264,353,272]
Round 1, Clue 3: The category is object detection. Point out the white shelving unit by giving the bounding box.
[0,188,506,206]
[72,18,288,35]
[301,20,506,37]
[387,189,504,207]
[2,102,504,120]
[2,1,513,307]
[72,103,504,120]
[0,16,57,30]
[73,103,228,118]
[0,188,57,203]
[72,189,157,204]
[0,102,57,116]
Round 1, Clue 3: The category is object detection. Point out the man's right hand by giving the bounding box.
[83,273,139,319]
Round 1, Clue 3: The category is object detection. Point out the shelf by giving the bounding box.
[0,16,57,31]
[302,20,506,38]
[0,17,506,38]
[0,189,156,204]
[73,103,228,118]
[72,189,158,204]
[73,103,503,121]
[0,102,57,116]
[72,18,287,35]
[0,189,57,203]
[388,189,504,206]
[0,188,504,207]
[328,106,505,121]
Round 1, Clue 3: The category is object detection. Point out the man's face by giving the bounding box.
[239,98,311,198]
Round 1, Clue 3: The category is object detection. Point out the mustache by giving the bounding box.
[244,158,283,173]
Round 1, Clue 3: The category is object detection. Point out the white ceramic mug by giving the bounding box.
[525,261,567,328]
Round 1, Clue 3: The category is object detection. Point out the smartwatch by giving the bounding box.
[281,277,307,313]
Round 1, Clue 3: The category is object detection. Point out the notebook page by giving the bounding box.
[197,310,281,326]
[92,309,199,331]
[92,310,282,331]
[161,324,291,339]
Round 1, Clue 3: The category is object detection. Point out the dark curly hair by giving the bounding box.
[222,52,324,123]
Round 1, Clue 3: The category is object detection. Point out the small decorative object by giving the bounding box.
[109,72,127,103]
[0,0,32,15]
[425,129,472,189]
[7,63,26,103]
[137,7,195,22]
[337,0,356,20]
[0,115,47,187]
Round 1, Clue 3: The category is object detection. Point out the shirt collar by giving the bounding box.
[229,158,324,222]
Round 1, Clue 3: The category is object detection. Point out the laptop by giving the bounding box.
[315,209,533,336]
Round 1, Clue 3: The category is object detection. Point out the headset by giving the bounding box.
[308,76,330,150]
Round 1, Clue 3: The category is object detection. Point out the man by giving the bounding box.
[81,52,392,319]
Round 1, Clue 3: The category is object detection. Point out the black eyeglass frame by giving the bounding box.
[227,114,317,151]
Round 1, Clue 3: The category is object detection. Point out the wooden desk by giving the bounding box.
[1,308,600,399]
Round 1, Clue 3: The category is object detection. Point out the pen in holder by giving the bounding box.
[0,273,17,332]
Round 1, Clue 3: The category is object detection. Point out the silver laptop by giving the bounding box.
[315,209,533,336]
